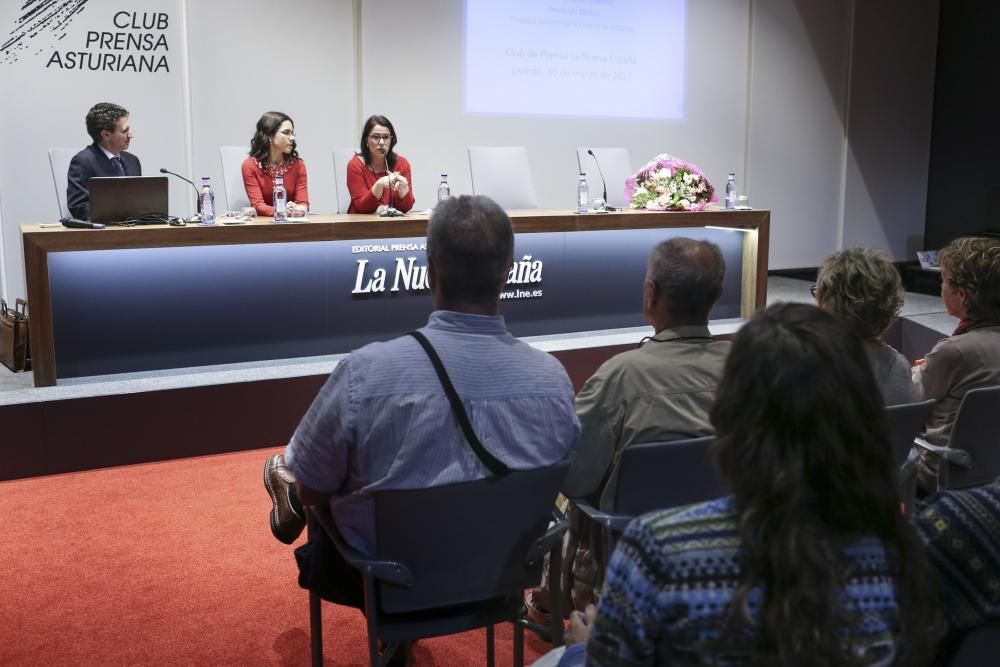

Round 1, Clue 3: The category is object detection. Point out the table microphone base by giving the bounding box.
[378,207,405,217]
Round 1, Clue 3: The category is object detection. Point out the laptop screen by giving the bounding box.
[88,176,169,224]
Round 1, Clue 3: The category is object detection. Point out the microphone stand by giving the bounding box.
[159,167,201,215]
[587,149,617,211]
[378,147,403,217]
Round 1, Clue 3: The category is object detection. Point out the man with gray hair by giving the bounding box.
[528,237,731,623]
[264,195,580,630]
[562,237,730,506]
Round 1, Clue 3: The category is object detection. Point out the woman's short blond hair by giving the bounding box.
[815,247,903,340]
[938,236,1000,321]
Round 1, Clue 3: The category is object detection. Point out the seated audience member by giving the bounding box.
[546,303,936,667]
[67,102,141,220]
[527,238,731,622]
[814,247,915,405]
[914,480,1000,652]
[346,114,415,214]
[263,195,580,662]
[241,111,309,217]
[913,235,1000,487]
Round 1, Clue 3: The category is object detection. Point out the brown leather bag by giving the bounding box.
[0,298,30,372]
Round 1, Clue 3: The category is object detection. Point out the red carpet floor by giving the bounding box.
[0,447,553,665]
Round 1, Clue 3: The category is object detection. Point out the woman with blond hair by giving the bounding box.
[813,247,914,405]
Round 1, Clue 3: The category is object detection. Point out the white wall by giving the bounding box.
[0,0,939,302]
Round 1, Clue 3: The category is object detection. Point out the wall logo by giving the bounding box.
[1,2,171,73]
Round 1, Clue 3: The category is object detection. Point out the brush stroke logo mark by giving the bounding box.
[1,0,89,64]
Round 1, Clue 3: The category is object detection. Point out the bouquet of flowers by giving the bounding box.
[624,154,717,211]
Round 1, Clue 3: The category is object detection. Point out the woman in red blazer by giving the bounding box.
[345,114,415,214]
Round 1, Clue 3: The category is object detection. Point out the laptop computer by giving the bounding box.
[88,176,169,225]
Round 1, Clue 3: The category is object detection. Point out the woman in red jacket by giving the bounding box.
[242,111,309,217]
[345,114,414,214]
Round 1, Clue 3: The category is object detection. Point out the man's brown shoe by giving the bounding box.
[264,454,305,544]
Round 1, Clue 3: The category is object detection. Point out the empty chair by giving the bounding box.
[306,463,570,667]
[915,386,1000,490]
[575,147,633,209]
[467,146,538,209]
[48,148,77,220]
[572,436,720,556]
[332,148,358,214]
[219,146,251,211]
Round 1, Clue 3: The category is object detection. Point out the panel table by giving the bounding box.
[22,208,770,387]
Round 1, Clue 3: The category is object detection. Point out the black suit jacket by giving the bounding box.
[66,143,142,220]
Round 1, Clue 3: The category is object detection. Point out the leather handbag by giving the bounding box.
[1,298,30,373]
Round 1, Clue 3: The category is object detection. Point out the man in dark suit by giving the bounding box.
[67,102,141,220]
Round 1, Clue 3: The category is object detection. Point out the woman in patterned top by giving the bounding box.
[241,111,309,217]
[549,303,938,666]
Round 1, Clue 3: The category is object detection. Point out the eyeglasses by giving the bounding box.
[277,129,295,137]
[810,284,818,298]
[369,134,392,143]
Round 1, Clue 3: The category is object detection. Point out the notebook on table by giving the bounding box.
[88,176,169,225]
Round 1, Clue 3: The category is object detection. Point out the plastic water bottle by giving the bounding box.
[725,172,737,210]
[273,176,288,223]
[577,172,589,213]
[199,177,215,225]
[437,173,450,203]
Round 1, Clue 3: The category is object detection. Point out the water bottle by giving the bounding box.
[725,172,737,210]
[199,177,215,225]
[577,172,589,213]
[273,176,288,223]
[437,173,450,203]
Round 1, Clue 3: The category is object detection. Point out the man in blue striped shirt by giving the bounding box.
[264,194,580,611]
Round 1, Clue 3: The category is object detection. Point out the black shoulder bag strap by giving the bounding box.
[408,330,511,477]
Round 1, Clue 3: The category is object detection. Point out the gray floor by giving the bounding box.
[0,276,952,406]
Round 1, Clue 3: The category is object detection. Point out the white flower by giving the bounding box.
[644,200,659,209]
[655,167,672,180]
[678,199,690,209]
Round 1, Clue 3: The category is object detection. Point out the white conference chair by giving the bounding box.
[467,146,538,209]
[219,146,251,211]
[332,148,358,214]
[48,148,76,220]
[576,147,633,210]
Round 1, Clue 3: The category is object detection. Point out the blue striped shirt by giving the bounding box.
[285,310,581,554]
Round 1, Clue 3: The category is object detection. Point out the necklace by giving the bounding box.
[637,334,715,348]
[256,158,296,179]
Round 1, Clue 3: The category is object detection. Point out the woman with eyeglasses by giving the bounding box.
[242,111,309,217]
[345,114,414,214]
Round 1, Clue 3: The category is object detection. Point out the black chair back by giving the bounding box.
[946,623,1000,666]
[373,463,569,614]
[946,386,1000,489]
[612,436,721,517]
[886,398,937,466]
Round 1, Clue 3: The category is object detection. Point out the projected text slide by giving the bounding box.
[465,0,686,119]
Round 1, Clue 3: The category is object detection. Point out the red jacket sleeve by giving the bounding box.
[290,160,310,210]
[347,156,380,214]
[394,157,415,213]
[241,158,274,216]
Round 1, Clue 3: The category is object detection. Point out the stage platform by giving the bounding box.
[0,277,954,482]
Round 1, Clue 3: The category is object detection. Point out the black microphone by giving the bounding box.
[378,147,403,217]
[61,216,106,229]
[159,167,201,214]
[587,149,617,211]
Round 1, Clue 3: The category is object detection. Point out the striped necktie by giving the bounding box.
[110,156,125,176]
